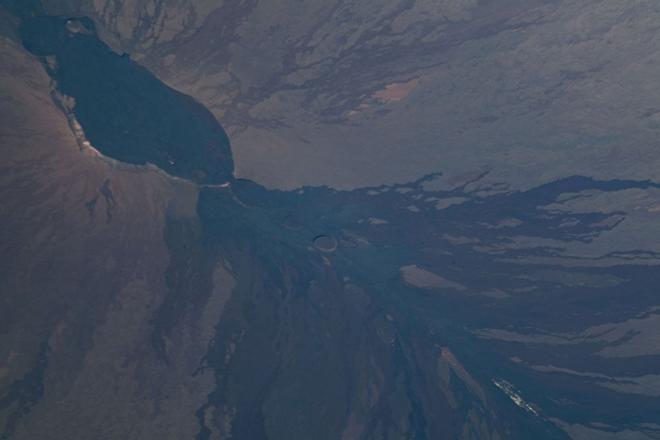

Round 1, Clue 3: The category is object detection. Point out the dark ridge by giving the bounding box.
[151,215,216,363]
[18,15,234,184]
[0,342,49,440]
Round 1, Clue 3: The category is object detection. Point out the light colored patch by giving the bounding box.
[492,379,538,416]
[347,102,370,117]
[490,217,523,229]
[442,234,480,245]
[373,78,419,103]
[434,197,468,210]
[475,308,660,358]
[599,375,660,397]
[440,347,487,403]
[518,269,624,288]
[552,419,658,440]
[478,289,510,299]
[400,265,466,290]
[589,311,660,358]
[531,364,660,397]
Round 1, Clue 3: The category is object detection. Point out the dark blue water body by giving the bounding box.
[19,15,233,184]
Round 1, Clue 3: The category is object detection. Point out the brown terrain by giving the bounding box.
[0,32,228,439]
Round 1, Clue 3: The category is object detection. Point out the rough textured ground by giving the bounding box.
[3,2,660,440]
[36,0,660,190]
[0,29,220,439]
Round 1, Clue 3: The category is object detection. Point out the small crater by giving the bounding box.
[283,215,302,231]
[65,18,94,35]
[313,235,337,252]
